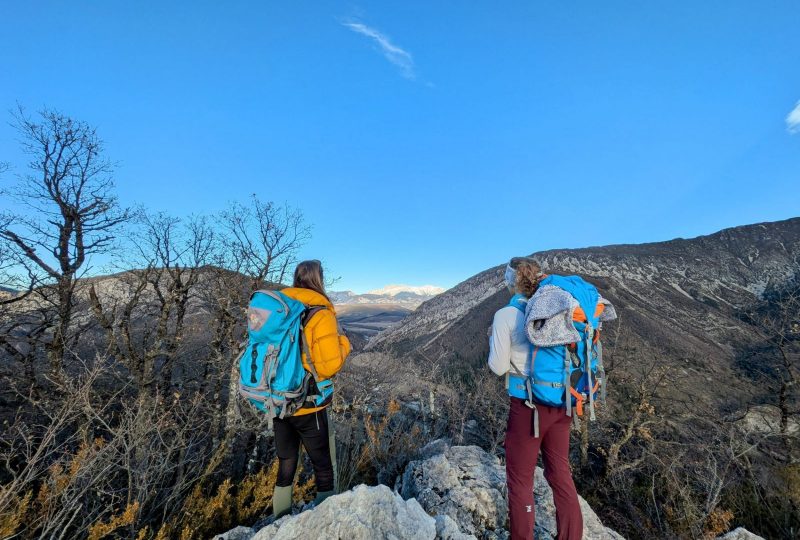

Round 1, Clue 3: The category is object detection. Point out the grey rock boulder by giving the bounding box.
[400,445,507,536]
[251,484,436,540]
[715,527,766,540]
[400,441,624,540]
[212,526,255,540]
[435,514,478,540]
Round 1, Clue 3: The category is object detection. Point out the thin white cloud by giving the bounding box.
[342,20,415,79]
[787,100,800,134]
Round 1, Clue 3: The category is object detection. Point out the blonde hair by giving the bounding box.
[293,260,329,301]
[510,256,544,297]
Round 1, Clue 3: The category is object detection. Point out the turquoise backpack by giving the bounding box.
[507,275,607,435]
[237,290,332,423]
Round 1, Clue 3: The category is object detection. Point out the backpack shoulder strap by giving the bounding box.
[302,305,326,326]
[300,306,327,382]
[507,293,528,313]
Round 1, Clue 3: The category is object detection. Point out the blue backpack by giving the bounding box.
[508,275,607,434]
[237,290,330,422]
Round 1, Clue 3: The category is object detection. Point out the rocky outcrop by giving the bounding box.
[214,440,626,540]
[738,404,800,436]
[213,527,255,540]
[399,444,506,535]
[214,484,436,540]
[715,527,766,540]
[399,441,624,539]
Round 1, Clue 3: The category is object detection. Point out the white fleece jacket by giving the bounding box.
[487,305,532,376]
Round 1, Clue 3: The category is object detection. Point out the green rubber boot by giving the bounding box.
[272,485,293,519]
[313,490,335,507]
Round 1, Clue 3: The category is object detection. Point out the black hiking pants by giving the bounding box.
[274,408,334,492]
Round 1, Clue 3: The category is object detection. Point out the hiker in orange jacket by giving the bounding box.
[271,260,351,519]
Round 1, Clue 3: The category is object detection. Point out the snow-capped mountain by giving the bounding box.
[329,285,445,341]
[366,284,446,297]
[329,285,444,308]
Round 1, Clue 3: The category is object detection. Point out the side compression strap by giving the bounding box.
[267,345,280,389]
[564,347,572,418]
[597,340,607,403]
[523,343,540,438]
[524,378,540,438]
[586,325,596,421]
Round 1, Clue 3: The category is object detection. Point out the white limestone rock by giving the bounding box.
[715,527,766,540]
[400,440,624,540]
[251,484,436,540]
[211,525,255,540]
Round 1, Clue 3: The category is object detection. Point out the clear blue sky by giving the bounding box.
[1,1,799,293]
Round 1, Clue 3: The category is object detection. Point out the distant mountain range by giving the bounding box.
[329,285,444,345]
[366,284,446,297]
[330,285,444,308]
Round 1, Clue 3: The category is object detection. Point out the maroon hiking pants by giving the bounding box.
[504,398,583,540]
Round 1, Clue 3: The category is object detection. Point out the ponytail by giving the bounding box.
[510,256,544,297]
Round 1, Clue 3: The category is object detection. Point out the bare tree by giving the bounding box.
[0,107,129,376]
[743,286,800,459]
[219,195,310,286]
[89,211,215,396]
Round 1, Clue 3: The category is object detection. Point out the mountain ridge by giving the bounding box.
[366,217,800,403]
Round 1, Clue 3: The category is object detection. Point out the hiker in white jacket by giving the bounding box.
[488,257,584,540]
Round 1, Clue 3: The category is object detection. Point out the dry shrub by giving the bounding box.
[87,501,140,540]
[703,508,734,539]
[235,459,279,522]
[357,399,425,485]
[438,360,508,452]
[0,490,32,538]
[178,479,234,539]
[780,463,800,507]
[331,352,452,490]
[293,468,316,505]
[0,360,273,540]
[0,413,117,540]
[156,456,321,540]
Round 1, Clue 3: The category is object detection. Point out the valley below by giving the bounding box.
[335,303,413,339]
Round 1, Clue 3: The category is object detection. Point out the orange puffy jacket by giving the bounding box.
[280,287,351,415]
